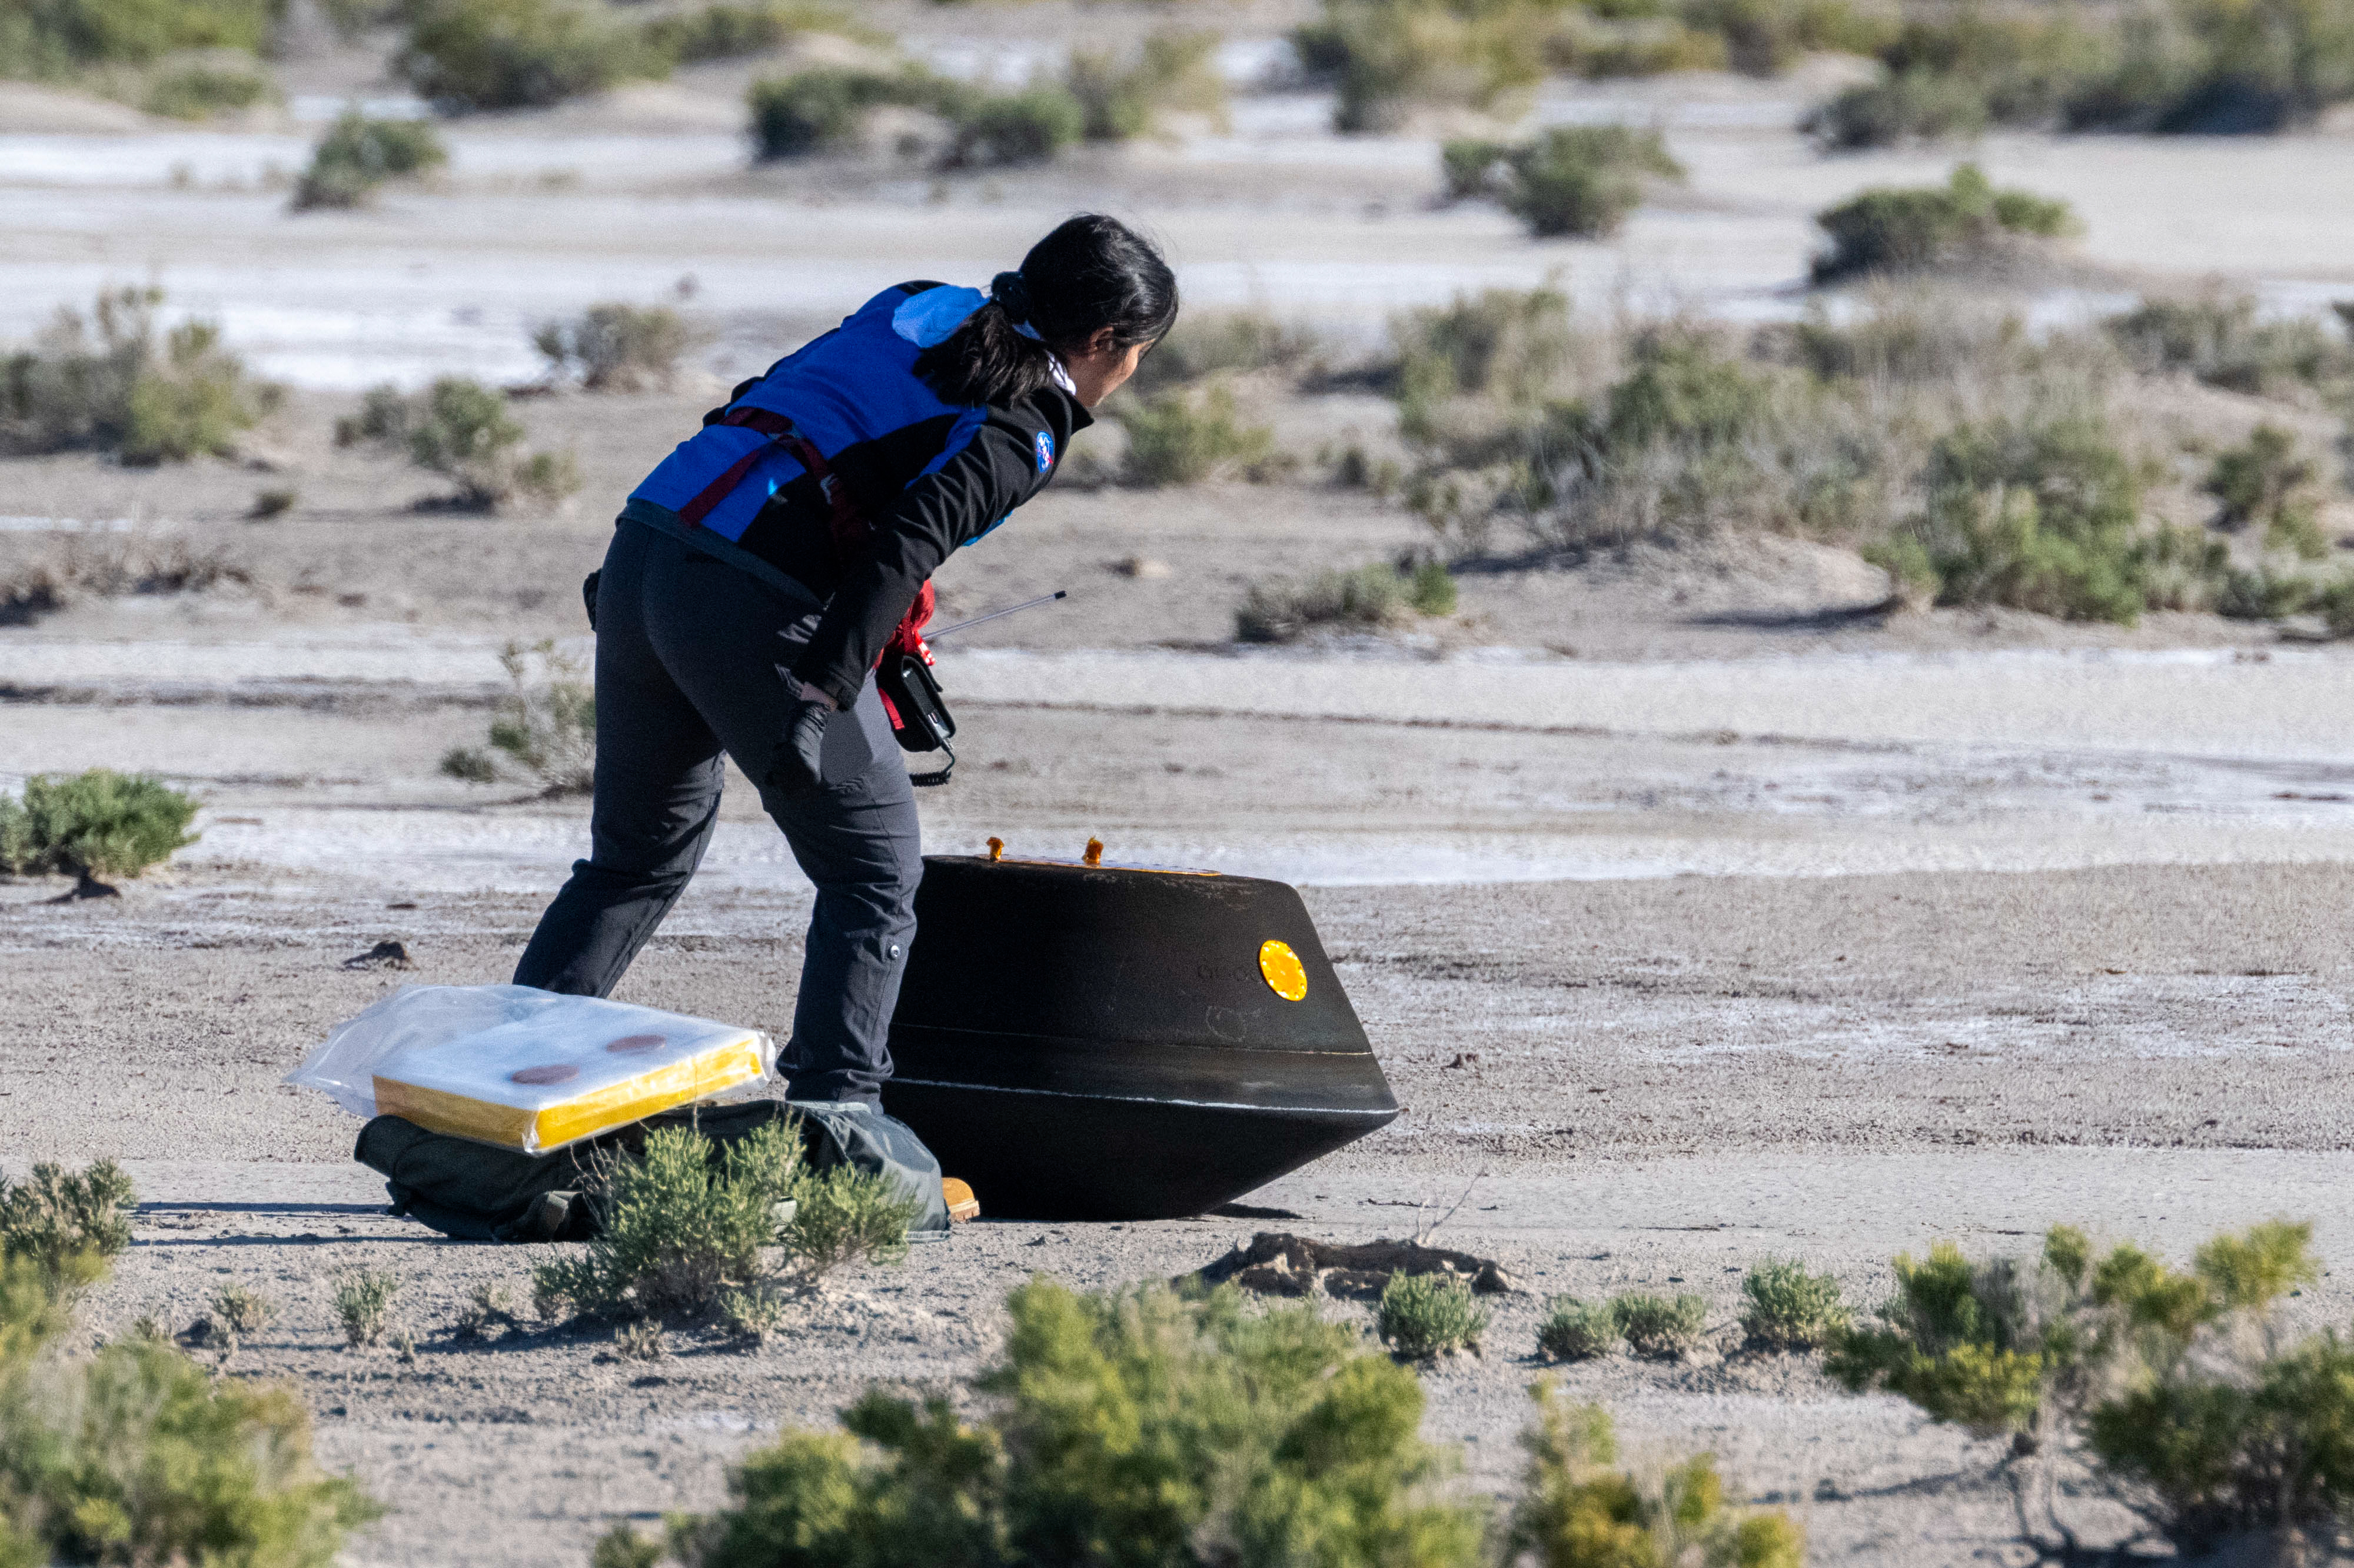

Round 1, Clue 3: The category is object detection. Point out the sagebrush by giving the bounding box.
[0,770,199,886]
[338,377,579,510]
[441,638,597,794]
[1828,1219,2353,1559]
[534,302,692,391]
[292,112,447,211]
[1377,1271,1488,1359]
[1,286,278,462]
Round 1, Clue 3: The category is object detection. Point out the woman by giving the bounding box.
[513,214,1177,1107]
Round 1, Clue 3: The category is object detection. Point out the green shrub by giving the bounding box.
[1066,28,1226,141]
[1294,0,1546,134]
[593,1523,667,1568]
[1813,164,2077,282]
[1680,0,1892,76]
[141,61,274,119]
[533,1117,919,1324]
[1408,559,1458,615]
[1237,562,1454,642]
[0,771,198,885]
[1874,415,2150,624]
[669,1277,1485,1568]
[718,1285,787,1345]
[1738,1260,1847,1351]
[291,112,447,211]
[2104,292,2353,394]
[1376,1271,1488,1359]
[0,0,277,74]
[1831,1220,2354,1558]
[533,302,691,391]
[2216,564,2320,620]
[338,377,578,510]
[1803,69,1993,148]
[1611,1292,1708,1360]
[397,0,656,111]
[452,1283,517,1340]
[0,1161,134,1279]
[747,67,909,158]
[1535,1296,1621,1361]
[2206,422,2325,559]
[0,1252,378,1566]
[1117,382,1276,485]
[441,638,597,793]
[330,1269,400,1348]
[1506,1380,1804,1568]
[1,287,277,463]
[209,1283,273,1337]
[1129,311,1322,398]
[784,1163,922,1277]
[1447,124,1686,239]
[642,0,810,65]
[938,84,1085,168]
[1392,285,1582,441]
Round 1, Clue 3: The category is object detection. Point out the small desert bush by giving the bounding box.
[0,771,199,886]
[397,0,657,111]
[0,1249,378,1567]
[1235,561,1455,642]
[1536,1296,1621,1362]
[141,60,274,119]
[533,1117,919,1325]
[0,286,278,462]
[0,1160,135,1279]
[1377,1271,1488,1359]
[533,302,691,391]
[0,0,277,74]
[2206,422,2327,558]
[451,1282,516,1340]
[1117,381,1277,485]
[1804,68,1996,148]
[1812,164,2077,283]
[936,82,1086,168]
[1831,1220,2354,1559]
[614,1319,667,1360]
[747,66,916,157]
[1507,1380,1804,1568]
[1292,0,1547,134]
[291,111,447,211]
[1680,0,1893,76]
[0,535,248,626]
[442,638,597,794]
[330,1269,400,1348]
[211,1283,274,1336]
[1612,1292,1710,1360]
[1442,125,1685,239]
[1129,311,1323,397]
[1866,414,2153,624]
[784,1162,920,1276]
[1738,1260,1847,1351]
[2105,291,2354,396]
[640,0,830,65]
[718,1284,787,1344]
[668,1277,1484,1568]
[1066,28,1226,141]
[337,377,579,510]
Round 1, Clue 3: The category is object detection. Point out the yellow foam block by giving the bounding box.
[372,1008,770,1153]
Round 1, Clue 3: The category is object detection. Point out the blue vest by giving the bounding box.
[630,285,993,542]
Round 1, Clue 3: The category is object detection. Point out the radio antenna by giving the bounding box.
[926,590,1068,642]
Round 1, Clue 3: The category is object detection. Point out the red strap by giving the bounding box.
[684,405,935,674]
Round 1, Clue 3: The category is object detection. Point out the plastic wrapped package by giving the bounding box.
[286,984,774,1153]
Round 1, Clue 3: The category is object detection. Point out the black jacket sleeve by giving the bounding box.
[790,388,1089,708]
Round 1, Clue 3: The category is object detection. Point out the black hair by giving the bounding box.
[914,214,1179,406]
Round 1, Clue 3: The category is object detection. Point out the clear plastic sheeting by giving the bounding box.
[285,984,774,1153]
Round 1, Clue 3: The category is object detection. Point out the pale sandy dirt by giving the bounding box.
[8,38,2354,1568]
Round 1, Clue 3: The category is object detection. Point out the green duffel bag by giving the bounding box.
[355,1097,951,1243]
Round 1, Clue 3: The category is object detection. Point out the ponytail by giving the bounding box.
[915,214,1179,406]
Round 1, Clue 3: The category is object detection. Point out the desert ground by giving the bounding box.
[7,5,2354,1562]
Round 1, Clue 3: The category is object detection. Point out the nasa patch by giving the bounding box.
[1034,429,1056,474]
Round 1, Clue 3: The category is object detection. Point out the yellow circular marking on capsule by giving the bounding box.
[1259,940,1308,1001]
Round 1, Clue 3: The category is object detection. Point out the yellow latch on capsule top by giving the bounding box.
[1259,939,1308,1001]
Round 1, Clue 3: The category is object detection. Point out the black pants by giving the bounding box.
[512,521,921,1105]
